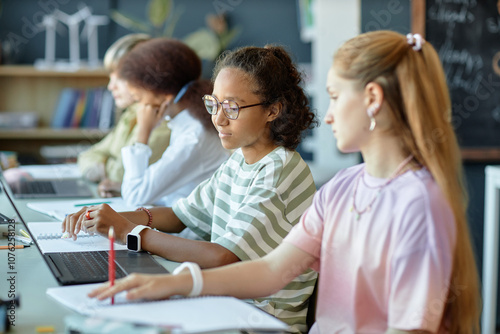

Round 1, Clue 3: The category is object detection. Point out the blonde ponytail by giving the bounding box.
[334,30,480,333]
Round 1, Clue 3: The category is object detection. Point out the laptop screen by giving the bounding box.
[0,164,94,199]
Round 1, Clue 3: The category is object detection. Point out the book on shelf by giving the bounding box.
[51,87,115,130]
[98,89,115,130]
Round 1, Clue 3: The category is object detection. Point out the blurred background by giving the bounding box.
[2,2,496,325]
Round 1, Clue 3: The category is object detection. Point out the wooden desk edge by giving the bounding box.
[461,148,500,162]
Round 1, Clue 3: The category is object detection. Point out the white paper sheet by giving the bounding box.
[47,283,288,333]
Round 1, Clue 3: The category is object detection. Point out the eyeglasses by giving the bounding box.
[202,94,267,120]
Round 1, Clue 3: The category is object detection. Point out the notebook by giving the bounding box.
[0,164,93,198]
[0,178,168,286]
[47,283,289,333]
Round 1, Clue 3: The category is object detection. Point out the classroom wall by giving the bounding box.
[307,0,360,186]
[0,0,312,67]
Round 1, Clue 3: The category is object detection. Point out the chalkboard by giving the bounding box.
[414,0,500,153]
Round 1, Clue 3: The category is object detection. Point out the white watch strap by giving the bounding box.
[173,262,203,297]
[130,225,151,236]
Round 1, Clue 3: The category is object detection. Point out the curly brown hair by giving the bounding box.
[212,45,318,150]
[117,38,214,131]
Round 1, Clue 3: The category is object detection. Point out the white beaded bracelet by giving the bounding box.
[172,262,203,297]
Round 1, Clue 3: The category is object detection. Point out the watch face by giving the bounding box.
[127,234,139,251]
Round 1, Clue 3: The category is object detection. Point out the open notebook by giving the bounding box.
[27,222,128,253]
[47,283,289,333]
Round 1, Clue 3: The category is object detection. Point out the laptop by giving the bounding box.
[0,165,94,199]
[0,178,169,286]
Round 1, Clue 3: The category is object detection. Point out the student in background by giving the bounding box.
[77,34,171,197]
[115,38,229,207]
[64,44,318,333]
[90,31,481,333]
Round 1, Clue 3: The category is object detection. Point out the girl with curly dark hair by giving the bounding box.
[69,44,318,333]
[110,38,229,208]
[210,45,317,152]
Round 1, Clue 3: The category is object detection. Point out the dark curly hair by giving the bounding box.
[212,45,318,150]
[117,38,214,132]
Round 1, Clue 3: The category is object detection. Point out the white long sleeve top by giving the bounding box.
[121,109,229,207]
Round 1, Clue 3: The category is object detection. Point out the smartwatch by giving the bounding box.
[126,225,151,252]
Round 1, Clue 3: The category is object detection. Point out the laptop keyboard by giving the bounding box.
[21,180,56,194]
[58,251,127,281]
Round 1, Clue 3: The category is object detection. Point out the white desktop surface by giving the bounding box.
[1,197,71,333]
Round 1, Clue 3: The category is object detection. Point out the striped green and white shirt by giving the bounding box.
[173,146,317,333]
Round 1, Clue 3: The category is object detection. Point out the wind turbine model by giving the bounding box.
[81,14,109,68]
[35,13,66,69]
[40,14,57,65]
[53,6,91,68]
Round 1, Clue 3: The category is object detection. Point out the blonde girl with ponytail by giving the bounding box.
[331,30,480,333]
[89,31,481,334]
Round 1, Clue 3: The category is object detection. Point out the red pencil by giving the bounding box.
[108,226,115,305]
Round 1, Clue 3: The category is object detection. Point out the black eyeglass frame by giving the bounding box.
[202,94,268,120]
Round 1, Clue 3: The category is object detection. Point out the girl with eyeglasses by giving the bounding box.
[64,44,318,332]
[90,31,480,333]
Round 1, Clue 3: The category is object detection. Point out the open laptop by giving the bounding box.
[0,178,168,286]
[0,165,94,199]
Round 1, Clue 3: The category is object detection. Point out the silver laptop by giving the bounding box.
[0,165,93,198]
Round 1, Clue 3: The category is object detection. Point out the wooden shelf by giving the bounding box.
[0,65,109,77]
[0,65,111,161]
[0,65,110,127]
[0,128,110,140]
[461,148,500,163]
[0,128,109,163]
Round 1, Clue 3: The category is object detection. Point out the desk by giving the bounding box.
[482,166,500,334]
[0,196,178,333]
[0,194,269,333]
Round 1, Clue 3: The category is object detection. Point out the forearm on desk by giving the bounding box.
[119,207,241,268]
[141,228,240,268]
[120,207,184,233]
[201,242,315,298]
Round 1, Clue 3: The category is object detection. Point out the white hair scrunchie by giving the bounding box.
[406,33,425,51]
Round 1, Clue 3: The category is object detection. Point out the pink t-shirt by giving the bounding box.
[284,164,456,333]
